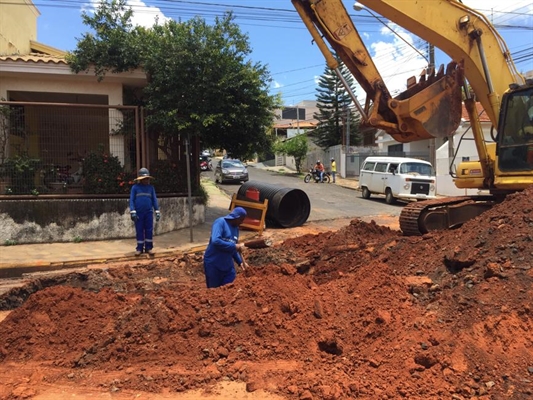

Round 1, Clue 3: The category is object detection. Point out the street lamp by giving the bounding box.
[353,2,429,64]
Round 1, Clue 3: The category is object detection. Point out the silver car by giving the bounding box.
[214,159,249,184]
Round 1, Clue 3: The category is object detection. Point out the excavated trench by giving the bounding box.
[1,188,533,399]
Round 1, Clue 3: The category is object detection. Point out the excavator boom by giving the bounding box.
[292,0,464,142]
[292,0,524,141]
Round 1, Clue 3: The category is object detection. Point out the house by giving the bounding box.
[0,0,147,172]
[270,100,319,169]
[0,0,205,245]
[434,103,495,196]
[272,100,378,176]
[273,100,319,139]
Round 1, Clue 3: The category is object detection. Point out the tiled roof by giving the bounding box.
[461,102,491,122]
[0,53,67,64]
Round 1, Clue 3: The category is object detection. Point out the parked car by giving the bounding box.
[214,159,249,184]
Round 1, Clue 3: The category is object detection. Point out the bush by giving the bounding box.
[82,148,128,194]
[2,154,42,195]
[150,160,186,193]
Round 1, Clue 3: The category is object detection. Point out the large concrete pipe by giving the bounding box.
[238,181,311,228]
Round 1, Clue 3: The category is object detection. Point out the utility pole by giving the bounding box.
[346,105,350,149]
[344,104,350,178]
[296,105,300,135]
[428,43,437,167]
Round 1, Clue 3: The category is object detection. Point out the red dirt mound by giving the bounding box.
[1,188,533,399]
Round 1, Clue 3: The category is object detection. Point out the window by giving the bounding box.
[388,163,398,173]
[362,161,375,171]
[388,143,404,156]
[399,162,434,176]
[374,162,388,172]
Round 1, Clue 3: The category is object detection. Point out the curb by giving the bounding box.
[0,231,259,279]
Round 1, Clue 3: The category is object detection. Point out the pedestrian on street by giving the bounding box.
[330,158,337,183]
[203,206,249,288]
[129,168,160,256]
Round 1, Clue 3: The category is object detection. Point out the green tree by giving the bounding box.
[311,56,361,149]
[273,133,308,173]
[67,0,279,161]
[66,0,145,80]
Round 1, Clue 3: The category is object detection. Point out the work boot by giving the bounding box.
[147,249,155,256]
[134,250,142,256]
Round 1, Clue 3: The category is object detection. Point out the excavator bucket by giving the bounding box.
[385,61,464,142]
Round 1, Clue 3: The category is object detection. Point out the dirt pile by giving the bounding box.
[1,188,533,399]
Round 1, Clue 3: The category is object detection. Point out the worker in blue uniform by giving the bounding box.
[203,207,249,288]
[129,168,160,256]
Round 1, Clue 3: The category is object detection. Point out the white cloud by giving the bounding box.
[84,0,169,28]
[353,21,428,102]
[272,81,282,89]
[352,0,533,103]
[127,0,169,27]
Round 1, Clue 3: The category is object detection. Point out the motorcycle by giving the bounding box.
[200,157,212,171]
[304,168,331,183]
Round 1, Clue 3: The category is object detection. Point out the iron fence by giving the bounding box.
[0,101,140,195]
[0,101,201,197]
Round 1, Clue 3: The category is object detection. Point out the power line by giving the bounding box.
[6,0,532,103]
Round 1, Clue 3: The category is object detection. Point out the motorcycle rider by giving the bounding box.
[314,160,325,183]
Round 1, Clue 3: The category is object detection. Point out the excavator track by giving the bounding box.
[399,196,497,236]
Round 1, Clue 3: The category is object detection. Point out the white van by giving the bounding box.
[358,156,436,204]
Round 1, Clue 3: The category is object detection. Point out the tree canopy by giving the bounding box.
[67,0,280,161]
[273,133,308,173]
[311,56,362,149]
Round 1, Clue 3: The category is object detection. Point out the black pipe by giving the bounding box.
[238,181,311,228]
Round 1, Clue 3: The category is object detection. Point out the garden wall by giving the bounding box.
[0,196,205,245]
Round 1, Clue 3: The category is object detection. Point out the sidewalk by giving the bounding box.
[0,165,359,277]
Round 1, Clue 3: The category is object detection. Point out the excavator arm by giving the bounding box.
[292,0,465,142]
[291,0,524,145]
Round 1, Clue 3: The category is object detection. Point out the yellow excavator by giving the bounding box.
[291,0,533,235]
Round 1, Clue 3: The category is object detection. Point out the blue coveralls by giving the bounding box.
[129,183,159,252]
[203,216,243,288]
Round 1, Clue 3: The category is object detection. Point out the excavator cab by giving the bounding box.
[455,82,533,192]
[496,84,533,174]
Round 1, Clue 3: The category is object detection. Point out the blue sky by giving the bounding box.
[33,0,533,108]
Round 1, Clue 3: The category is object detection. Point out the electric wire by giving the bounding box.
[4,0,532,103]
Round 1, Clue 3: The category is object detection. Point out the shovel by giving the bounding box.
[238,248,250,271]
[244,238,272,249]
